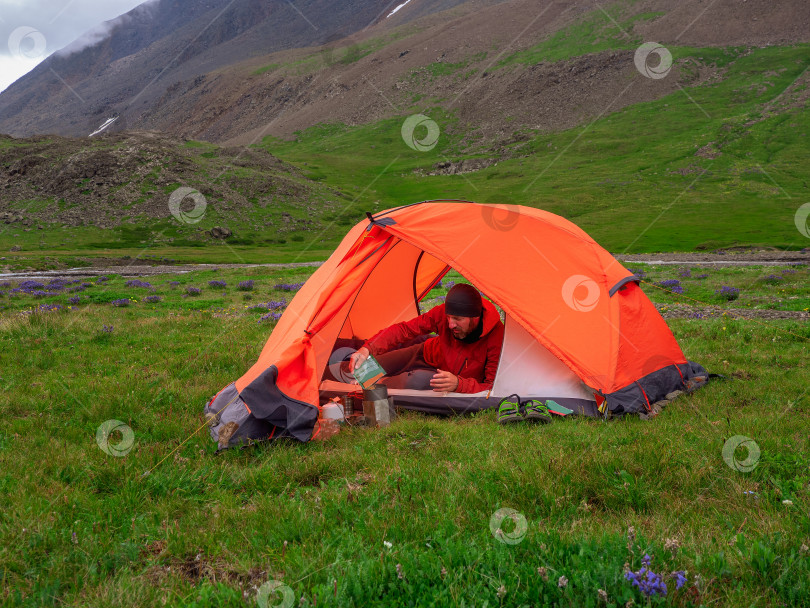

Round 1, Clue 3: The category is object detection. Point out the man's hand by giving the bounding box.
[430,369,459,393]
[349,346,370,373]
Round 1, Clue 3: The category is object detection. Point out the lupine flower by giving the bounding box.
[144,295,162,303]
[762,274,783,284]
[237,280,255,291]
[671,571,687,590]
[168,281,180,289]
[274,282,305,291]
[678,268,692,278]
[125,279,152,288]
[185,287,201,296]
[628,268,646,280]
[96,276,108,283]
[258,311,282,323]
[101,324,114,333]
[66,285,86,293]
[111,298,130,307]
[658,279,681,288]
[695,273,709,279]
[68,296,81,305]
[208,280,227,289]
[624,554,667,597]
[716,286,739,301]
[444,280,455,289]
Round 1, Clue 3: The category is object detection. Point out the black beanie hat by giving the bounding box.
[445,283,483,317]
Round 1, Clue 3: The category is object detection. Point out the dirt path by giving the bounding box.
[654,303,808,321]
[616,249,808,267]
[1,250,806,282]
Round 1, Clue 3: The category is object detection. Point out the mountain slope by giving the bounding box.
[0,0,807,145]
[0,0,488,139]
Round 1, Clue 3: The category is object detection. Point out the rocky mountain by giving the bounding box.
[0,0,808,145]
[0,0,487,139]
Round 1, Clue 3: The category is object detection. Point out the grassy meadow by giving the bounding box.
[1,263,808,607]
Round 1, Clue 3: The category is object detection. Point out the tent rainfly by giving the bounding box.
[205,200,708,448]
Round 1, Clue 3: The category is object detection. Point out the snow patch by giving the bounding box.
[387,0,414,18]
[89,116,119,138]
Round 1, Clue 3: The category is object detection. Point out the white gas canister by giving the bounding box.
[321,399,345,421]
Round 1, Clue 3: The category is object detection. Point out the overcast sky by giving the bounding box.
[0,0,147,93]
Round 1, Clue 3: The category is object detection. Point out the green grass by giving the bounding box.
[1,266,808,606]
[497,7,665,66]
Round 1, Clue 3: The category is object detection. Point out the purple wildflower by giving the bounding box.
[68,296,81,305]
[695,273,709,279]
[624,554,667,597]
[444,280,456,289]
[762,274,783,284]
[144,295,162,303]
[274,282,305,292]
[259,311,283,323]
[19,280,45,290]
[671,571,687,590]
[111,298,130,307]
[628,268,646,280]
[658,279,681,288]
[716,286,739,301]
[96,276,108,283]
[237,280,255,291]
[678,268,692,278]
[101,324,114,333]
[125,279,152,289]
[66,285,86,293]
[208,280,227,289]
[185,286,201,296]
[168,281,180,289]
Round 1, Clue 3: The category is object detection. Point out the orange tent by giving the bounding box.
[205,201,707,446]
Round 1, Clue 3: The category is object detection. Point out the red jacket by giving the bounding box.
[364,299,505,393]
